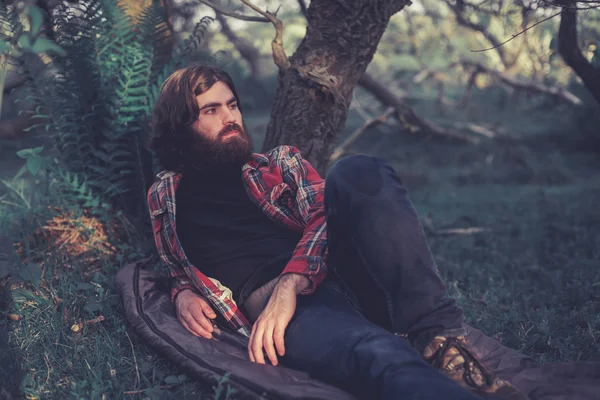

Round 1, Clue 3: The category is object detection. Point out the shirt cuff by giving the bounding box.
[170,277,197,303]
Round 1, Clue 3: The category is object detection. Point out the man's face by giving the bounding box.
[187,80,253,170]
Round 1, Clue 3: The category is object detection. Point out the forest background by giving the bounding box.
[0,0,599,398]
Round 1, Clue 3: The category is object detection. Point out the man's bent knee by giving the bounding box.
[326,154,389,196]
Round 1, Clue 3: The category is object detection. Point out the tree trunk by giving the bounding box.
[262,0,409,174]
[557,3,600,106]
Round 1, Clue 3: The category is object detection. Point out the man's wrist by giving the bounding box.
[277,273,311,294]
[173,287,194,304]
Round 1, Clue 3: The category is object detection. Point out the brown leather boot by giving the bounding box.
[423,336,528,399]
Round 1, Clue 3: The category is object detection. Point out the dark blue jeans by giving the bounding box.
[281,155,474,399]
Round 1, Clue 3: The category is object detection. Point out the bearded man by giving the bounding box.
[147,64,526,400]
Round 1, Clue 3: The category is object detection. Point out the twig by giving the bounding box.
[433,227,491,236]
[125,331,141,390]
[240,0,290,71]
[329,108,396,164]
[471,11,561,53]
[123,384,179,395]
[444,0,508,66]
[196,0,268,22]
[70,315,105,333]
[198,0,289,72]
[437,120,499,138]
[350,99,372,121]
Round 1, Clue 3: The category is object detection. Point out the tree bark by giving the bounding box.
[261,0,410,174]
[557,3,600,106]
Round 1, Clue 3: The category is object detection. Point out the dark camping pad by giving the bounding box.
[116,259,600,400]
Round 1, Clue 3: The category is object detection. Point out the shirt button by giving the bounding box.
[278,197,287,206]
[308,264,318,271]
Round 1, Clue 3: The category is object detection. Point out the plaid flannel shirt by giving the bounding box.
[147,145,328,336]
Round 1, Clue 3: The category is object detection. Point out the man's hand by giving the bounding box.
[175,289,217,339]
[248,273,310,366]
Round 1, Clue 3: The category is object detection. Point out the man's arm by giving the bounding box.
[278,146,328,294]
[248,147,328,365]
[147,180,195,303]
[147,181,218,338]
[248,272,310,365]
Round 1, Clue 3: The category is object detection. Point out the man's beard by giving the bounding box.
[186,123,254,171]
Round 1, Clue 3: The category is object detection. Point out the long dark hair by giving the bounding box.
[150,64,242,172]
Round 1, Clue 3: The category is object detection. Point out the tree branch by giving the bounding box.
[444,0,509,66]
[239,0,290,71]
[557,2,600,105]
[460,60,583,106]
[199,0,289,72]
[196,0,269,22]
[358,73,480,143]
[470,11,562,55]
[329,107,397,164]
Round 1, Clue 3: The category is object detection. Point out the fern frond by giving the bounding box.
[3,0,212,224]
[0,1,24,41]
[52,168,103,209]
[148,15,213,106]
[136,0,174,81]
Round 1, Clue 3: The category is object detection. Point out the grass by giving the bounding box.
[0,207,231,399]
[1,104,599,398]
[374,114,600,364]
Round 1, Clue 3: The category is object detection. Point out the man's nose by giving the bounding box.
[223,108,237,125]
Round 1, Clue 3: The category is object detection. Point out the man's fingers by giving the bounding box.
[181,317,208,338]
[251,323,266,364]
[274,324,286,357]
[262,325,278,366]
[199,300,217,319]
[189,307,214,334]
[191,312,213,333]
[248,325,256,363]
[180,318,199,337]
[182,312,212,339]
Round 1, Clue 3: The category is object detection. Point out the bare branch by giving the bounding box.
[437,120,500,138]
[358,73,480,144]
[197,0,290,72]
[196,0,269,22]
[539,0,600,10]
[460,60,583,106]
[471,11,562,54]
[239,0,290,71]
[444,0,509,66]
[423,213,491,236]
[432,227,491,236]
[329,107,397,164]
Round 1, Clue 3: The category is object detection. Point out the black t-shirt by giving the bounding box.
[175,167,302,303]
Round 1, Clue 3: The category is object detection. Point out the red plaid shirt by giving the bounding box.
[147,145,328,336]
